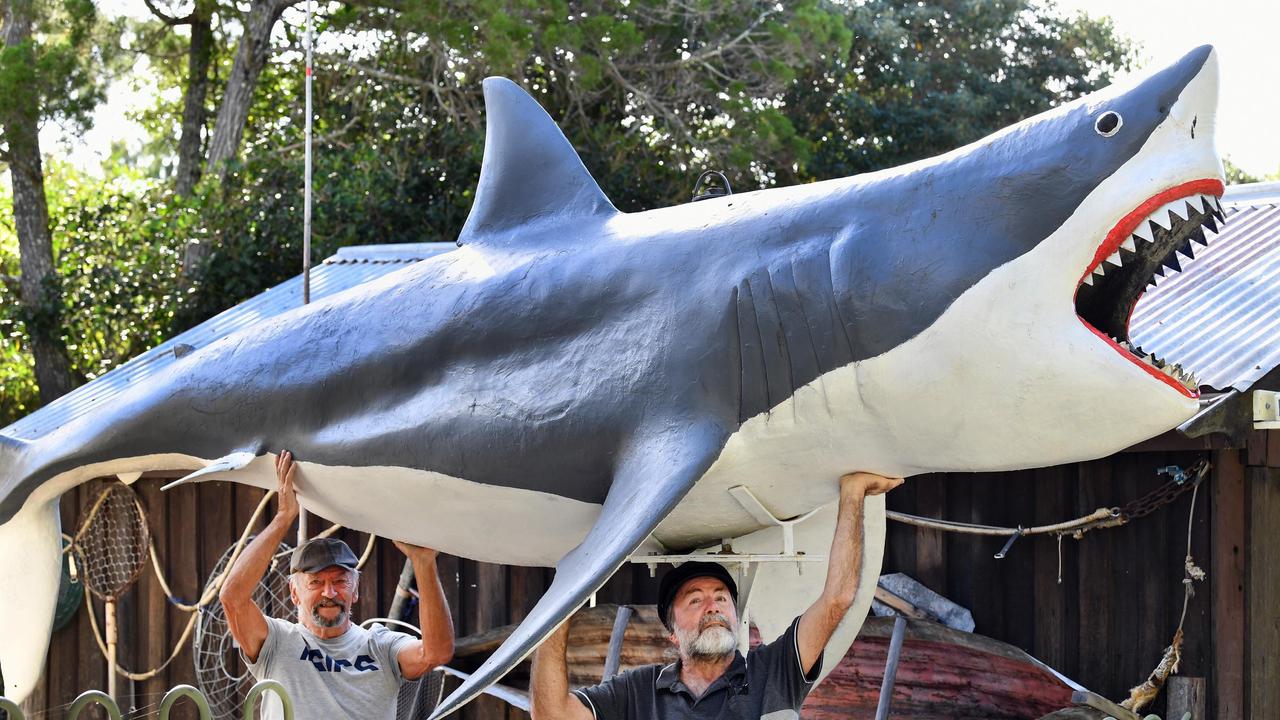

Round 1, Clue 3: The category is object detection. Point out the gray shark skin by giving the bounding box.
[0,46,1224,712]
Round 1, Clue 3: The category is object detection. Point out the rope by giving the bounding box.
[1120,474,1206,713]
[887,458,1211,543]
[887,506,1123,538]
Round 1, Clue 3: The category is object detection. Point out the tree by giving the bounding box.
[0,0,104,403]
[782,0,1135,183]
[142,0,216,196]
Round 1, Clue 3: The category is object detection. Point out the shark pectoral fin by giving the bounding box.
[161,450,259,491]
[427,419,730,720]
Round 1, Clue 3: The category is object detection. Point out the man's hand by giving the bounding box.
[393,540,440,562]
[274,450,301,521]
[840,471,904,497]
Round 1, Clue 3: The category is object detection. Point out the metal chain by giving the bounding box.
[1119,458,1210,522]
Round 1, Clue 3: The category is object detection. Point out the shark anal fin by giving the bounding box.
[457,77,617,247]
[427,419,729,720]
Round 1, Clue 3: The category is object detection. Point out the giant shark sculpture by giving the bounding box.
[0,46,1224,712]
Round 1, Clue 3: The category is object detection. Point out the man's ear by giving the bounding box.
[288,576,301,606]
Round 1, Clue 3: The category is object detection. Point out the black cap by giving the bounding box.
[657,561,738,630]
[290,537,359,574]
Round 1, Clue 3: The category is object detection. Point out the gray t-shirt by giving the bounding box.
[244,617,418,720]
[573,616,821,720]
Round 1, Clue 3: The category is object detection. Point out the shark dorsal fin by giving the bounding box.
[458,77,617,247]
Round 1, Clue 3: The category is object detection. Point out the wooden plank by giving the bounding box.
[883,473,916,576]
[1212,448,1246,720]
[1130,452,1169,714]
[1168,676,1206,720]
[912,473,947,592]
[166,483,200,690]
[1248,467,1280,715]
[1247,430,1268,467]
[1268,428,1280,469]
[1000,469,1036,650]
[1032,464,1074,671]
[1075,459,1116,698]
[136,479,172,710]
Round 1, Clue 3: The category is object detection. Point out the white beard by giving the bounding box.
[676,614,739,661]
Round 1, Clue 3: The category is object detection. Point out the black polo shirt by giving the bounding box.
[572,617,820,720]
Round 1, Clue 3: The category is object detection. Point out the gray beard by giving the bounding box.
[311,600,348,628]
[676,614,739,662]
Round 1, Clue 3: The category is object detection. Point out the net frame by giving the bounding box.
[193,538,294,720]
[70,482,151,601]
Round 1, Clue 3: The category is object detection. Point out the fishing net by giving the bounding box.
[395,669,446,720]
[71,482,151,601]
[69,481,153,697]
[194,538,294,720]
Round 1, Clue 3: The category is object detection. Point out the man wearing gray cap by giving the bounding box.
[530,471,902,720]
[220,451,454,719]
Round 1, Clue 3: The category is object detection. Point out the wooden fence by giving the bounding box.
[16,433,1280,719]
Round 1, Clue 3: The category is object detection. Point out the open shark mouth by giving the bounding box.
[1073,178,1226,398]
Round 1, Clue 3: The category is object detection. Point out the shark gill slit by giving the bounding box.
[758,269,797,410]
[778,258,829,415]
[735,279,770,423]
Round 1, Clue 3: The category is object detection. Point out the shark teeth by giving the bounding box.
[1092,192,1227,289]
[1116,340,1199,392]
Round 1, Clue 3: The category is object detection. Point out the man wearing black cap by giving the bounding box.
[530,471,902,720]
[219,451,454,719]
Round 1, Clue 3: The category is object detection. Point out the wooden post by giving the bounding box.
[1211,449,1246,720]
[1168,676,1205,720]
[1248,467,1280,715]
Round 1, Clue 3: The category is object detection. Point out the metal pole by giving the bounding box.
[388,559,417,623]
[874,615,908,720]
[302,0,313,306]
[297,0,314,547]
[602,605,634,680]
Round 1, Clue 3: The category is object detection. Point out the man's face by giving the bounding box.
[668,576,739,662]
[290,565,358,631]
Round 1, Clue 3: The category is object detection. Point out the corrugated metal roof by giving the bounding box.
[1130,182,1280,391]
[3,242,457,440]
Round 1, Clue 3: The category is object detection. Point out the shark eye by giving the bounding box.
[1095,111,1123,137]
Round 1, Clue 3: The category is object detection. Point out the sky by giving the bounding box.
[1053,0,1280,178]
[42,1,1280,179]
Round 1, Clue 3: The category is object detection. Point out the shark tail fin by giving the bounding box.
[457,77,617,247]
[0,433,61,703]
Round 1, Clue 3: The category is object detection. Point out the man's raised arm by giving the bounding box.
[219,450,300,662]
[530,620,594,720]
[392,542,455,680]
[796,471,904,673]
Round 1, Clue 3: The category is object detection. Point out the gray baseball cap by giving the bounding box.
[290,537,359,573]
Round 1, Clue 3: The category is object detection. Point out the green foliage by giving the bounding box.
[784,0,1135,183]
[0,0,111,152]
[0,163,191,424]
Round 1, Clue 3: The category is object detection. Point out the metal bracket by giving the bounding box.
[728,485,823,558]
[994,527,1024,559]
[1255,389,1280,429]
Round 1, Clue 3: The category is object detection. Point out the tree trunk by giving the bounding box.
[173,0,214,197]
[2,1,77,402]
[203,0,296,177]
